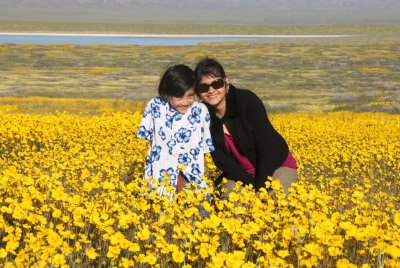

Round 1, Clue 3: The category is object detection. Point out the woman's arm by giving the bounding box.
[206,101,256,188]
[244,91,287,190]
[209,113,255,187]
[211,147,255,187]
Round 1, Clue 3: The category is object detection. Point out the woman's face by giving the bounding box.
[168,88,196,114]
[198,75,228,109]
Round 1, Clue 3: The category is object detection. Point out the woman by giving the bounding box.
[194,57,297,197]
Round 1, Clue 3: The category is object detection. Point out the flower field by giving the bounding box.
[0,106,399,267]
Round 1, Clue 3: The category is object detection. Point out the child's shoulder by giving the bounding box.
[147,96,168,106]
[192,100,208,110]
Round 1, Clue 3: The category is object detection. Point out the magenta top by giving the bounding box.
[281,152,298,169]
[224,133,297,176]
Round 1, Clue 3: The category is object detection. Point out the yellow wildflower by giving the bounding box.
[172,250,185,263]
[86,247,99,260]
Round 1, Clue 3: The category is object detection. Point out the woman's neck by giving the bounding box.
[215,102,226,119]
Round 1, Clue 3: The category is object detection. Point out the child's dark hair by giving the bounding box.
[158,64,196,98]
[194,57,226,92]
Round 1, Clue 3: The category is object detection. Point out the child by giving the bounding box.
[136,64,214,196]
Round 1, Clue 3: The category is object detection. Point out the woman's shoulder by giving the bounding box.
[234,87,263,106]
[235,87,259,98]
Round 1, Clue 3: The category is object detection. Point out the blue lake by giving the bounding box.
[0,33,348,46]
[0,34,269,46]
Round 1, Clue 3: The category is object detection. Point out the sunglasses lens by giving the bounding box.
[198,78,224,93]
[211,78,224,89]
[198,84,210,93]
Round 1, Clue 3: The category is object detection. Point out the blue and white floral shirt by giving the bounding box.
[137,97,214,194]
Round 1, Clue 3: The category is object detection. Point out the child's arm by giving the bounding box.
[202,108,215,153]
[136,98,155,141]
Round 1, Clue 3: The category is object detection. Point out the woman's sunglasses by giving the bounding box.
[198,78,225,93]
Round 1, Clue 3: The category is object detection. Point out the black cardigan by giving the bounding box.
[207,85,289,191]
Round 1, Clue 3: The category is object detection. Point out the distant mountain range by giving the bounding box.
[1,0,399,24]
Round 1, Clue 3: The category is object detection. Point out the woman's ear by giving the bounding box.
[225,77,230,90]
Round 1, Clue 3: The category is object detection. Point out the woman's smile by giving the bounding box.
[199,75,228,112]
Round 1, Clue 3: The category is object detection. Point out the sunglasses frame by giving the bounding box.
[198,78,225,93]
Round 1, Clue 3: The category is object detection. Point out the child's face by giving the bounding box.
[168,88,196,114]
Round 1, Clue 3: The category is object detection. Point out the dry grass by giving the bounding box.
[0,23,399,113]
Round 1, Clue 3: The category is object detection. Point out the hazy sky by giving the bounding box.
[0,0,399,24]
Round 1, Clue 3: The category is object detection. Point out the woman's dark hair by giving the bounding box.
[158,64,196,98]
[194,57,226,94]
